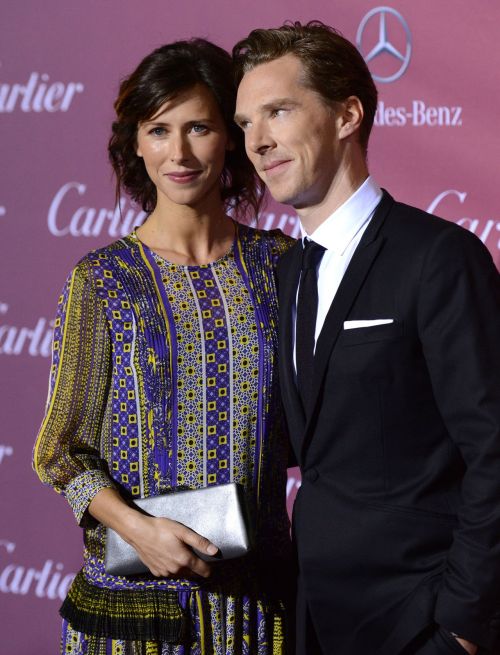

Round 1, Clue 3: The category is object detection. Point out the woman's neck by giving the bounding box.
[135,201,235,266]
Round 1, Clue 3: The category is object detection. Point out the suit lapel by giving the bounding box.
[301,191,394,457]
[278,242,306,458]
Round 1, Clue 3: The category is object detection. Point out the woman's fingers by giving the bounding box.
[131,516,218,578]
[167,521,219,577]
[177,523,219,557]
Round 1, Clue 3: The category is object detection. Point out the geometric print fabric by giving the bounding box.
[154,248,259,491]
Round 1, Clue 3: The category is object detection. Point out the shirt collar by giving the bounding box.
[301,176,383,255]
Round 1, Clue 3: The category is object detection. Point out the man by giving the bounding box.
[233,21,500,655]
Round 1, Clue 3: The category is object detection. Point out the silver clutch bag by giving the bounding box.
[104,482,252,576]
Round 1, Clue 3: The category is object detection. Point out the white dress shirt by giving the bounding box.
[293,176,383,369]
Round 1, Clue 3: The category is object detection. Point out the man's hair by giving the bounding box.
[233,21,378,152]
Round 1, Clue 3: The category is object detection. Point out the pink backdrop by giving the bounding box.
[1,1,499,652]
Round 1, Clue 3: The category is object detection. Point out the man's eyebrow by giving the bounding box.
[261,98,300,110]
[233,111,247,125]
[234,98,300,124]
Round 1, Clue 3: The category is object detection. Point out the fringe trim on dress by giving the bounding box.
[60,572,188,642]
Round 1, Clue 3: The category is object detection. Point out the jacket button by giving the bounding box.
[304,468,319,483]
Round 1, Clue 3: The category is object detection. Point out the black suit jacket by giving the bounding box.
[278,191,500,655]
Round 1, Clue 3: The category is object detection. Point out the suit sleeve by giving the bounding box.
[417,226,500,647]
[33,258,116,527]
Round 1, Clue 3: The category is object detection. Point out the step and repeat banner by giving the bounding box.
[1,1,499,652]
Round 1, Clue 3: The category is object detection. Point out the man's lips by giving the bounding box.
[261,160,292,176]
[165,170,202,183]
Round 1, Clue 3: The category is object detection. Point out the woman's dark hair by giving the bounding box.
[233,21,378,154]
[109,39,264,220]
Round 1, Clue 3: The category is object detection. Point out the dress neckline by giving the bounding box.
[129,227,237,269]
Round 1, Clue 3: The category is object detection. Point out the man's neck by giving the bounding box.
[297,157,369,236]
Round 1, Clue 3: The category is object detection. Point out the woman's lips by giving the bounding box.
[166,170,202,184]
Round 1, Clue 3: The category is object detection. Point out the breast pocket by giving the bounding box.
[339,320,403,346]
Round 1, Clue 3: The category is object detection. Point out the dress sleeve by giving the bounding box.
[33,258,116,527]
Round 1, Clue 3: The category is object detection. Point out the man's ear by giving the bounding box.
[337,96,364,140]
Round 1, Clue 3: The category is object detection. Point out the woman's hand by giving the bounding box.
[89,488,218,578]
[126,513,218,578]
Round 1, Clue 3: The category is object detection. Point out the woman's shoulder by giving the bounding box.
[237,223,297,257]
[55,237,141,303]
[70,234,138,276]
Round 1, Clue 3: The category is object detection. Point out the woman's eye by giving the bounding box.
[191,124,208,134]
[148,126,166,137]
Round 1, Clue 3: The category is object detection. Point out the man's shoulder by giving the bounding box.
[384,192,451,232]
[384,192,480,245]
[382,192,494,268]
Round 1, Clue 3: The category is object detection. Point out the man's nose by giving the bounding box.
[246,122,273,155]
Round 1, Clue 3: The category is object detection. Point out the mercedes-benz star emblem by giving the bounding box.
[356,7,412,83]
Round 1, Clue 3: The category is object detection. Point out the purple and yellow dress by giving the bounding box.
[34,224,294,655]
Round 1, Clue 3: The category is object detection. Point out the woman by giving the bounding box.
[33,39,294,654]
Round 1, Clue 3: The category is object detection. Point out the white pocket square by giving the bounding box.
[343,319,394,330]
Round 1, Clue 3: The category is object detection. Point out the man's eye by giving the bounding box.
[271,108,285,118]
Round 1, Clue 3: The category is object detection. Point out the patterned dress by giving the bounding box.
[34,224,295,655]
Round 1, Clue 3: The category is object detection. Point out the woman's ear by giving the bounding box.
[135,127,143,157]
